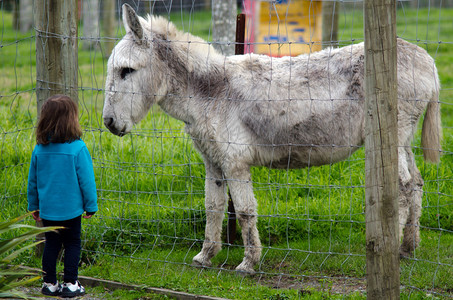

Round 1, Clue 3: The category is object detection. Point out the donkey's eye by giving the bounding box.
[120,67,135,79]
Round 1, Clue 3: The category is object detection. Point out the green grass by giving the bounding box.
[1,5,453,299]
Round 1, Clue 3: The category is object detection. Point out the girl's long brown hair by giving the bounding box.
[36,94,82,144]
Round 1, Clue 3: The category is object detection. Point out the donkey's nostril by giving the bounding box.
[104,117,114,128]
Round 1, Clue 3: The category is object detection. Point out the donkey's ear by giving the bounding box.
[122,4,143,43]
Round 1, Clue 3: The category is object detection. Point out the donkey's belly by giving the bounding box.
[256,143,362,169]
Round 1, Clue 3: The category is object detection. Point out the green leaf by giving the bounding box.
[0,213,59,300]
[1,241,44,264]
[0,226,61,255]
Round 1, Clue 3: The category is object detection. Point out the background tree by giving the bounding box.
[82,0,100,50]
[211,0,237,56]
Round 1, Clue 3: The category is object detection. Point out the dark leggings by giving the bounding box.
[42,216,81,284]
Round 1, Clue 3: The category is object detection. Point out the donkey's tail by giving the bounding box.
[421,87,442,163]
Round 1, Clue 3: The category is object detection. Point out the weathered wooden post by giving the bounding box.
[35,0,78,113]
[364,0,400,299]
[34,0,78,256]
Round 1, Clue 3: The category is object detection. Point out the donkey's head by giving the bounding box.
[103,4,172,136]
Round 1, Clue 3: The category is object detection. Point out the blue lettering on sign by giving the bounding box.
[293,28,305,32]
[297,37,306,43]
[264,35,288,43]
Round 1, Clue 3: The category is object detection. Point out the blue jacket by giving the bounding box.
[27,139,98,221]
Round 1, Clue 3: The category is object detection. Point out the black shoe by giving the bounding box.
[61,280,86,298]
[41,281,61,296]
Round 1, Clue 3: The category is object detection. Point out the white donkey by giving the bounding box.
[103,4,441,273]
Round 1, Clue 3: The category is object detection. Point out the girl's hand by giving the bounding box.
[32,211,41,221]
[83,212,95,219]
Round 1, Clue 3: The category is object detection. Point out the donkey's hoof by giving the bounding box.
[191,261,212,268]
[399,244,415,259]
[399,249,413,259]
[191,255,212,268]
[235,262,255,275]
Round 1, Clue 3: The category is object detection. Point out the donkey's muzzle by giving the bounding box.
[103,117,126,136]
[104,117,114,128]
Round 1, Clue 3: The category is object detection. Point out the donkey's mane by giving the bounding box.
[143,15,180,39]
[141,14,221,59]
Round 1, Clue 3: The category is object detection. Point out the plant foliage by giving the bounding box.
[0,213,61,299]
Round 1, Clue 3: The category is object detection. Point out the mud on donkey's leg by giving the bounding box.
[398,148,424,257]
[192,162,227,268]
[226,168,261,274]
[400,152,424,256]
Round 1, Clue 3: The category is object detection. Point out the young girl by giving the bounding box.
[27,94,98,298]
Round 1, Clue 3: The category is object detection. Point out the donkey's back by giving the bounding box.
[212,38,440,169]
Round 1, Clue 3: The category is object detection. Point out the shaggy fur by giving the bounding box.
[103,4,442,273]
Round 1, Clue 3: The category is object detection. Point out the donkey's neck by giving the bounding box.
[156,35,225,124]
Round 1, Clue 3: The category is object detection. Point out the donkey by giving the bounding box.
[103,4,441,274]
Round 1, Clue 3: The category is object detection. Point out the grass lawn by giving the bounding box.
[1,3,452,299]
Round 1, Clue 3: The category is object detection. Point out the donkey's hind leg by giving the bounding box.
[225,167,261,274]
[399,147,424,257]
[192,160,227,268]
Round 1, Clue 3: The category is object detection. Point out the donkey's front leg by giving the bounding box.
[192,160,227,268]
[225,166,261,274]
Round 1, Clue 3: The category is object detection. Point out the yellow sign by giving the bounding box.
[247,0,323,56]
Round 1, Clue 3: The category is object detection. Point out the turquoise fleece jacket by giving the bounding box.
[27,139,98,221]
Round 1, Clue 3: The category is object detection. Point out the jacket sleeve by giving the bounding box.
[76,145,98,213]
[27,149,39,212]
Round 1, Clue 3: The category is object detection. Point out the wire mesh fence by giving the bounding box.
[1,0,452,298]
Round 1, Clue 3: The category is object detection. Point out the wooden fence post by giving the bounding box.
[35,0,78,113]
[34,0,78,256]
[364,0,400,299]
